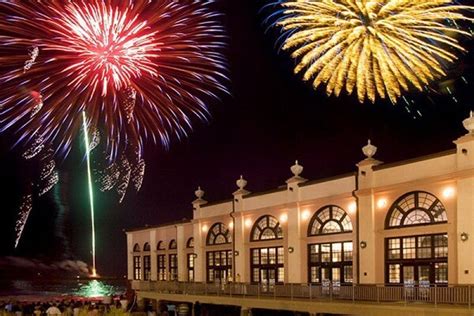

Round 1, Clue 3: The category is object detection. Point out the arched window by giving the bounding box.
[385,191,447,228]
[133,243,141,252]
[157,241,165,250]
[206,222,232,245]
[251,215,283,241]
[308,205,353,236]
[187,237,194,248]
[143,242,151,251]
[169,239,177,249]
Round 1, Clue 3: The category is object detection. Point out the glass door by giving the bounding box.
[260,268,276,292]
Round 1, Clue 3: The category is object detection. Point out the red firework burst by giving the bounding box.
[0,0,228,159]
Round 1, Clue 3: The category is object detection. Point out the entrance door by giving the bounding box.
[214,268,228,284]
[260,268,276,292]
[403,265,415,285]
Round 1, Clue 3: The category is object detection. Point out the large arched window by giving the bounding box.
[385,191,447,228]
[206,222,232,245]
[251,215,283,241]
[157,241,165,250]
[187,237,194,248]
[308,205,353,236]
[169,239,177,249]
[143,242,150,251]
[133,243,141,252]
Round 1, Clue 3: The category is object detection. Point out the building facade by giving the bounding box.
[125,114,474,314]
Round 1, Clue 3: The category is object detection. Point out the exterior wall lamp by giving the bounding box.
[234,250,239,256]
[461,232,469,242]
[288,247,294,253]
[360,241,367,249]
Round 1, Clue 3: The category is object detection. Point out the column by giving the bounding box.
[454,116,474,283]
[286,161,307,283]
[357,140,382,284]
[126,233,133,280]
[233,175,250,283]
[192,187,207,282]
[177,225,187,281]
[150,230,157,281]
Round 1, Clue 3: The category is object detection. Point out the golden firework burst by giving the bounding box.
[277,0,473,103]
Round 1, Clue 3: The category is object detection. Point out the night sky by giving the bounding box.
[0,0,473,277]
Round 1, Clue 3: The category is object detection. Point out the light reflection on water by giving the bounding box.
[0,279,126,298]
[75,280,119,297]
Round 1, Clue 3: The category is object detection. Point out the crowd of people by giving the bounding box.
[0,298,131,316]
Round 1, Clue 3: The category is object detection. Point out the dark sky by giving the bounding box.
[0,0,473,277]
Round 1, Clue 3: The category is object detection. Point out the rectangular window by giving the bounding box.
[343,242,353,261]
[133,256,141,280]
[169,254,178,281]
[386,234,448,284]
[310,266,320,283]
[309,244,319,263]
[277,267,285,282]
[252,249,259,264]
[269,248,276,264]
[143,255,151,281]
[435,262,448,284]
[308,241,353,284]
[417,236,432,258]
[388,264,400,284]
[434,234,448,258]
[252,268,259,283]
[321,244,331,262]
[187,254,194,282]
[250,247,284,285]
[157,255,166,281]
[260,248,268,264]
[344,266,353,283]
[207,250,232,283]
[277,247,284,264]
[402,237,416,259]
[388,239,400,259]
[332,243,342,262]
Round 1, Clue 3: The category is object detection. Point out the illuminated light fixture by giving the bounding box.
[461,232,469,242]
[201,225,208,233]
[377,198,387,209]
[360,241,367,249]
[288,246,294,253]
[279,213,288,223]
[348,202,357,214]
[301,210,311,220]
[442,187,455,199]
[228,221,234,229]
[245,218,252,228]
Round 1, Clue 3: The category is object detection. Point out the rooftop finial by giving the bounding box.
[236,175,247,190]
[463,111,474,134]
[194,186,204,199]
[362,139,377,159]
[290,160,303,177]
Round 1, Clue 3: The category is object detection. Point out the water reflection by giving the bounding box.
[75,280,120,298]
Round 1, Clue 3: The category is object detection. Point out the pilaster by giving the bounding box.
[286,161,307,283]
[357,140,382,284]
[233,175,250,283]
[191,186,207,282]
[454,112,474,283]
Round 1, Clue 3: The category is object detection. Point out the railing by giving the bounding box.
[132,281,473,308]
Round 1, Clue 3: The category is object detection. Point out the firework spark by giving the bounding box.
[15,193,33,248]
[275,1,473,103]
[0,0,228,159]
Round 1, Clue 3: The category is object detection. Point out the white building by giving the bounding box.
[125,113,474,315]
